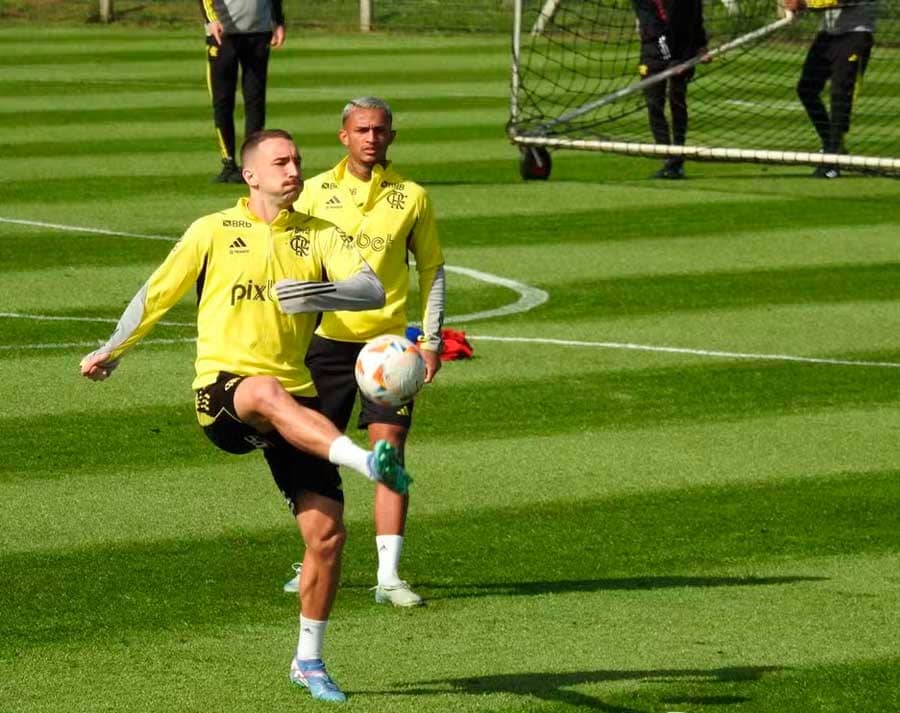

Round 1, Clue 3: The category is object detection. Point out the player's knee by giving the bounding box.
[242,375,289,417]
[306,523,346,563]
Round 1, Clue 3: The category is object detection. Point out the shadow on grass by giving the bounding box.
[2,470,895,649]
[368,665,780,712]
[412,574,826,601]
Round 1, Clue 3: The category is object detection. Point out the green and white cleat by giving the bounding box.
[367,440,412,495]
[373,581,424,608]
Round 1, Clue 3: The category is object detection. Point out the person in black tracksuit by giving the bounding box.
[786,0,876,178]
[632,0,708,179]
[200,0,286,183]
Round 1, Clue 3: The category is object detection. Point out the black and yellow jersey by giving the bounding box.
[296,157,445,351]
[96,198,368,395]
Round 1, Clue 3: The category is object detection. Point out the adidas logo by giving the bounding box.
[325,196,342,208]
[229,237,249,254]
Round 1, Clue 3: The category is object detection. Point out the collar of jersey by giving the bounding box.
[331,157,402,212]
[236,197,297,227]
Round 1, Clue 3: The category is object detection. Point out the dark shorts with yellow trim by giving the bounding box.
[305,335,414,432]
[639,42,696,81]
[195,371,343,510]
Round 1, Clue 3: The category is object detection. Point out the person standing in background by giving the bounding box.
[201,0,286,183]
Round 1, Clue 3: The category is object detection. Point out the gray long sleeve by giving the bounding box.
[275,262,385,315]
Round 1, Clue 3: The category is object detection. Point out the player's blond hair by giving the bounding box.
[341,97,393,125]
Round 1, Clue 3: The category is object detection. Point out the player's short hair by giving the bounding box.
[240,129,295,166]
[341,97,393,126]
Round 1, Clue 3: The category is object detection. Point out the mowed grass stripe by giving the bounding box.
[438,196,900,247]
[0,97,506,128]
[0,62,510,87]
[2,470,896,647]
[0,141,517,188]
[0,43,509,67]
[520,262,900,320]
[8,356,900,478]
[0,123,505,159]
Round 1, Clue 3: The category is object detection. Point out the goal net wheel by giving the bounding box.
[519,146,552,180]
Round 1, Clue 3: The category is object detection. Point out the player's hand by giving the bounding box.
[207,21,224,46]
[698,46,712,63]
[271,25,286,48]
[80,351,118,381]
[783,0,806,12]
[422,348,442,384]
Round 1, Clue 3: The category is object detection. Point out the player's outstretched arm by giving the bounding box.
[275,262,385,314]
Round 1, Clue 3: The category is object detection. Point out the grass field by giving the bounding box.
[2,22,900,713]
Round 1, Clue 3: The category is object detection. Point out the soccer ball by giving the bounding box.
[355,334,426,408]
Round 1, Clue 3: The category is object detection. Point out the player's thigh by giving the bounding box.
[305,335,361,431]
[830,32,874,84]
[207,35,239,93]
[238,33,271,85]
[798,34,831,93]
[196,372,273,453]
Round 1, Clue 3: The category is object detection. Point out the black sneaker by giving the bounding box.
[812,164,840,179]
[213,159,244,184]
[653,160,685,180]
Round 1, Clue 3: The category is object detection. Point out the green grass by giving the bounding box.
[1,23,900,713]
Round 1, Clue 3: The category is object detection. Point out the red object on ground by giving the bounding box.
[439,328,474,361]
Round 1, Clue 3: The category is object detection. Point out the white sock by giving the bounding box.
[328,435,372,480]
[296,615,327,662]
[376,534,404,586]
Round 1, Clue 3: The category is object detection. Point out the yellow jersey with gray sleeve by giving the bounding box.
[296,157,446,352]
[88,198,381,396]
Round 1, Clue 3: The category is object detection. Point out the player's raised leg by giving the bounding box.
[233,375,411,493]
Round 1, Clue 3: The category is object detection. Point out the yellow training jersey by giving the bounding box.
[296,157,444,347]
[101,198,365,395]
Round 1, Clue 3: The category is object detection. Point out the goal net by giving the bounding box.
[509,0,900,174]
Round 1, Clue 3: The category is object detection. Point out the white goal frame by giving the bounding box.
[509,0,900,172]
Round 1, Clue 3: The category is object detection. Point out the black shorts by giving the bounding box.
[639,42,696,81]
[195,371,343,509]
[305,335,414,432]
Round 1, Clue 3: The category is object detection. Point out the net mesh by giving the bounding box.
[511,0,900,169]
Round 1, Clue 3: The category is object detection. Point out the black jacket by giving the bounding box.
[632,0,708,59]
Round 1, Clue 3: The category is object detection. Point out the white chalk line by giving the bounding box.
[0,312,193,328]
[0,337,195,352]
[3,217,900,369]
[470,335,900,369]
[0,217,173,241]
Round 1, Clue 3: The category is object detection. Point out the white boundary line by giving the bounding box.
[0,217,173,241]
[0,312,193,327]
[0,337,195,352]
[470,335,900,369]
[3,217,900,369]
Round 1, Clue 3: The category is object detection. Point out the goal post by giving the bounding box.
[509,0,900,176]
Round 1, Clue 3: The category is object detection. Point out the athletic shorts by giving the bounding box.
[194,371,343,509]
[305,335,414,432]
[639,42,696,81]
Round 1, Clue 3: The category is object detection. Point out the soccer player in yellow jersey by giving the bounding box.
[79,129,410,703]
[285,97,445,607]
